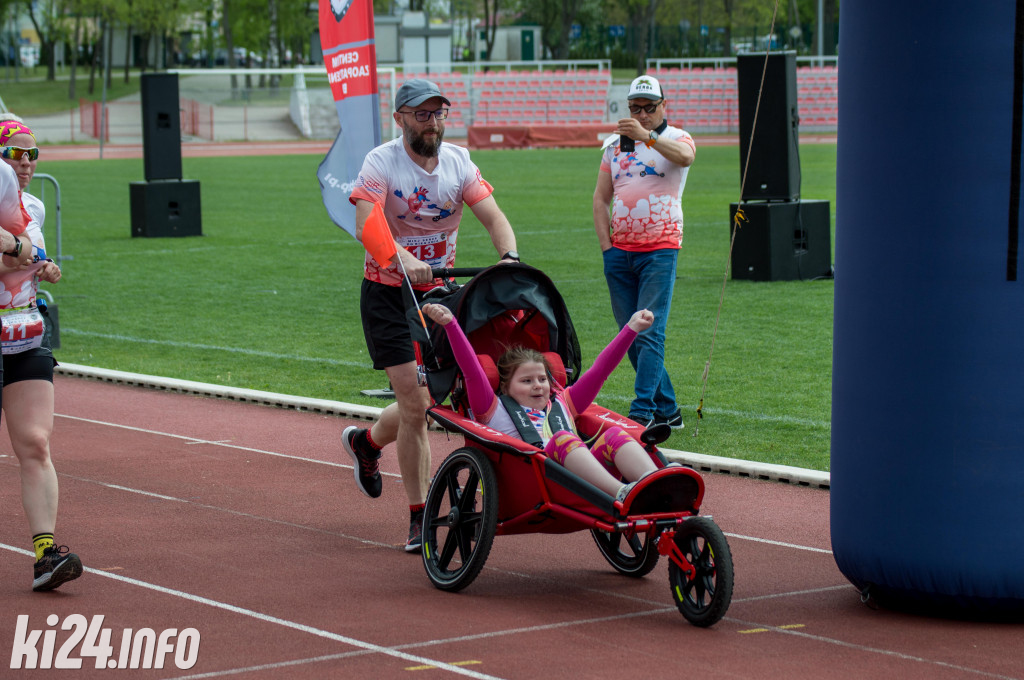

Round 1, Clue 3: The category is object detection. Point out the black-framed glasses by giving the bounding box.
[398,108,449,122]
[628,102,662,115]
[1,146,39,161]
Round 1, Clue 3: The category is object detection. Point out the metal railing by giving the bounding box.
[27,173,64,267]
[647,55,838,71]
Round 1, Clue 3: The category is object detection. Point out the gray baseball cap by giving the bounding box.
[395,79,451,111]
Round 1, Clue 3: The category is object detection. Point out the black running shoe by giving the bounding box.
[629,413,654,429]
[406,508,425,553]
[654,409,685,430]
[33,545,83,592]
[342,426,383,498]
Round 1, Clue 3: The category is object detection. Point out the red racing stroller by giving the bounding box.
[409,264,734,627]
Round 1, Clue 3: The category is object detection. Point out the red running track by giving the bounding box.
[1,375,1021,679]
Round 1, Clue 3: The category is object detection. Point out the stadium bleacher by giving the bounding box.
[654,64,837,132]
[370,65,837,139]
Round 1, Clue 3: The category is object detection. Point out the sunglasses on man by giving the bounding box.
[628,102,662,115]
[1,146,40,161]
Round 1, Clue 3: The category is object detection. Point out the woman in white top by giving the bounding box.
[0,117,81,591]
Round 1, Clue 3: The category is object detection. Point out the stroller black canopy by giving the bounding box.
[409,263,583,405]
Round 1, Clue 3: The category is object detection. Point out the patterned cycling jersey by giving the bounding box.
[0,192,46,311]
[0,163,27,238]
[599,125,695,251]
[350,138,494,286]
[0,190,47,354]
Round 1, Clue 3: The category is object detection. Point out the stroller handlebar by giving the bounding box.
[431,267,488,279]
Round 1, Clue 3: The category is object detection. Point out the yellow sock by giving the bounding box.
[33,533,54,561]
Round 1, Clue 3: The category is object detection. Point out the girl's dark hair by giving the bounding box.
[496,345,552,394]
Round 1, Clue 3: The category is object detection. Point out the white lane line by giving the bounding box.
[53,413,401,480]
[726,532,833,554]
[52,472,396,550]
[58,329,371,369]
[724,614,1020,680]
[0,542,505,680]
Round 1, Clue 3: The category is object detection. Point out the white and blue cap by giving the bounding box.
[627,75,663,101]
[395,79,451,111]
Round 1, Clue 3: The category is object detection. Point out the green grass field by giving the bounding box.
[33,142,836,471]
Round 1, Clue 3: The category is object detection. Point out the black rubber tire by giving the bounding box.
[591,528,660,577]
[667,517,734,627]
[421,447,499,592]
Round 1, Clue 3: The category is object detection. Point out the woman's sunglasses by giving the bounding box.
[1,146,40,161]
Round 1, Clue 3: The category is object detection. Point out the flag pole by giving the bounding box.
[391,251,440,368]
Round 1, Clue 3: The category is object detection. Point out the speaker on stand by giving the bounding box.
[130,73,202,237]
[737,51,800,202]
[729,201,832,281]
[731,51,832,280]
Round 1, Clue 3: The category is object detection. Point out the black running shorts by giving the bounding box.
[360,278,428,370]
[3,345,57,387]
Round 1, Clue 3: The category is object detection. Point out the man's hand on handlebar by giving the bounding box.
[401,251,434,285]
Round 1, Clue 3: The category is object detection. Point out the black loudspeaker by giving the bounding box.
[737,51,800,201]
[130,180,202,237]
[141,73,183,181]
[729,201,832,281]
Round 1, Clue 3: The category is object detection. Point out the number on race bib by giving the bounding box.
[0,308,45,354]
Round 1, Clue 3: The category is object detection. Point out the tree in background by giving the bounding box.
[21,0,76,80]
[479,0,501,63]
[521,0,575,60]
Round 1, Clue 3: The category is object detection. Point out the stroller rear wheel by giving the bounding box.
[667,516,734,627]
[422,447,498,592]
[591,528,660,577]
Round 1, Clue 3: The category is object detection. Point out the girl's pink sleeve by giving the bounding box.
[564,325,637,413]
[441,317,499,420]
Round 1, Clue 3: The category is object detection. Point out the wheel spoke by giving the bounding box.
[437,526,459,571]
[444,466,465,506]
[458,469,480,513]
[683,537,717,609]
[623,531,643,556]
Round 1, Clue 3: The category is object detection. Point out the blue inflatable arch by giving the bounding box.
[831,1,1024,616]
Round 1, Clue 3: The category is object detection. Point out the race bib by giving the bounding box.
[398,232,450,269]
[1,307,45,354]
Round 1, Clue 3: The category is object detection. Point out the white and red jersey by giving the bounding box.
[350,138,494,287]
[599,125,695,252]
[0,162,27,238]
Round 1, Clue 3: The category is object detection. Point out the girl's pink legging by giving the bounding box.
[543,426,635,474]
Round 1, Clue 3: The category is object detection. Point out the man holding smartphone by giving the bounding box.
[592,74,695,430]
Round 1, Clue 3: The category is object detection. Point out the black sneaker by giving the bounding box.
[33,546,83,592]
[405,508,425,553]
[629,413,654,429]
[654,409,685,430]
[342,426,382,498]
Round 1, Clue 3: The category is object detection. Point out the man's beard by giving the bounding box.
[407,126,443,157]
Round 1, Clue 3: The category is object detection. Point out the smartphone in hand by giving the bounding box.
[619,135,635,153]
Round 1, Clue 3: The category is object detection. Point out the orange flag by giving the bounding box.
[361,201,398,267]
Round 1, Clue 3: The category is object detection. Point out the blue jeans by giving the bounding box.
[602,247,679,421]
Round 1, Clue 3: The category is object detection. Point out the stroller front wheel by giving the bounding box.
[422,447,499,592]
[667,516,734,627]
